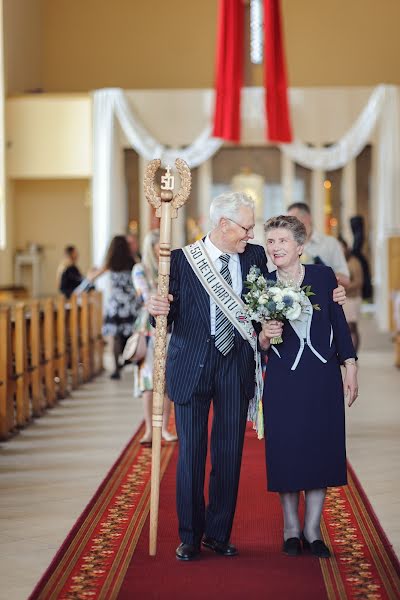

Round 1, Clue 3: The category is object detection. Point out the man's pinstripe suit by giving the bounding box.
[166,241,269,547]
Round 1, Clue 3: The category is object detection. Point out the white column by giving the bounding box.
[311,167,325,233]
[198,158,212,233]
[340,159,357,244]
[280,151,295,210]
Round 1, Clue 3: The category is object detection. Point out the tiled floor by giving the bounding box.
[0,315,399,600]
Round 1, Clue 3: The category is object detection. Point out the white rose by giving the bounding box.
[272,291,283,303]
[276,301,285,311]
[269,286,281,295]
[283,289,300,302]
[258,294,268,305]
[285,302,302,321]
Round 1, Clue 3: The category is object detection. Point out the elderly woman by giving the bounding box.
[259,216,358,558]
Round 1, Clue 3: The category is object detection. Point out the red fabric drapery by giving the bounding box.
[213,0,292,143]
[212,0,244,142]
[263,0,292,142]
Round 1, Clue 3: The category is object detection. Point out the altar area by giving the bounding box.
[5,84,400,329]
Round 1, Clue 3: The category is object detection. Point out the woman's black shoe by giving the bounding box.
[282,537,302,556]
[301,533,331,558]
[110,370,121,380]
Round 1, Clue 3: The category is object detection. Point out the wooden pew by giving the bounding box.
[13,303,30,427]
[0,291,103,440]
[89,291,104,376]
[80,293,91,382]
[42,298,56,408]
[68,294,80,388]
[27,300,45,416]
[0,306,13,439]
[55,295,68,398]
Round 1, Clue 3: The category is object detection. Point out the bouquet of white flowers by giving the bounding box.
[244,266,320,344]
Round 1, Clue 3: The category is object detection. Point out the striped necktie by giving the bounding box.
[215,254,235,355]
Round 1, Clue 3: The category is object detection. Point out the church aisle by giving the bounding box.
[346,314,400,559]
[0,366,142,600]
[0,315,399,599]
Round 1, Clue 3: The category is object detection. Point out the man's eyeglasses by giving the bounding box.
[226,217,255,236]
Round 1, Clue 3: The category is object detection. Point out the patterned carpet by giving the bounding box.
[29,422,400,600]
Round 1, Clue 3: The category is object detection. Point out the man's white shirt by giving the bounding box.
[303,231,350,277]
[204,235,242,335]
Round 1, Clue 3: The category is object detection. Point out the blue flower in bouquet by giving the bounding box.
[266,300,277,313]
[282,294,294,307]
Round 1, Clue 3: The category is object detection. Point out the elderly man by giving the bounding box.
[287,202,350,287]
[149,193,345,561]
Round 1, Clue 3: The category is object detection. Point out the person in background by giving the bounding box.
[92,235,138,379]
[126,232,141,263]
[287,202,350,287]
[339,237,363,352]
[132,229,177,443]
[57,245,84,298]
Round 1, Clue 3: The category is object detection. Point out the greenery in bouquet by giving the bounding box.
[243,266,320,344]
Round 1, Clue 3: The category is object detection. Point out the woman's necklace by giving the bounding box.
[276,263,305,288]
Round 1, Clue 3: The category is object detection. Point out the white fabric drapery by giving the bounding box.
[92,84,400,329]
[280,85,386,170]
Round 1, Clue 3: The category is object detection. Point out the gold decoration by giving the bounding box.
[172,158,192,212]
[143,159,162,211]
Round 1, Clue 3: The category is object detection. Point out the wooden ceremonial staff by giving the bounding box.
[144,158,191,556]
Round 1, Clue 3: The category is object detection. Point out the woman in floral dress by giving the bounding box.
[100,236,138,379]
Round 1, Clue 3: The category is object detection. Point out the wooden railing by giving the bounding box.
[0,291,104,440]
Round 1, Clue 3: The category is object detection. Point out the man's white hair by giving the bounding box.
[209,192,255,228]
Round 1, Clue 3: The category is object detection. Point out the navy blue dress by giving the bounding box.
[263,264,356,493]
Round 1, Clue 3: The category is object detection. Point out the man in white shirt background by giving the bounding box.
[287,202,350,287]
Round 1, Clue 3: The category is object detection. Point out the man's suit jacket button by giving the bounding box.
[206,338,210,343]
[199,364,204,368]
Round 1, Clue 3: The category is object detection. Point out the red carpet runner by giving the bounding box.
[30,423,400,600]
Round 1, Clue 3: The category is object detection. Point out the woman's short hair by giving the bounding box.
[209,192,255,228]
[264,215,307,245]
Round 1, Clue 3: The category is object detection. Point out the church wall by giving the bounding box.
[13,179,91,295]
[6,95,92,178]
[41,0,217,92]
[3,0,42,94]
[39,0,400,92]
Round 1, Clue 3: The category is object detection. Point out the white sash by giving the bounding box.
[183,239,264,438]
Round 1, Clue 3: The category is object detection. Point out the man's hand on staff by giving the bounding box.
[148,294,173,317]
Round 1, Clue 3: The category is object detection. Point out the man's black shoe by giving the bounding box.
[282,537,302,556]
[202,536,238,556]
[175,543,200,561]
